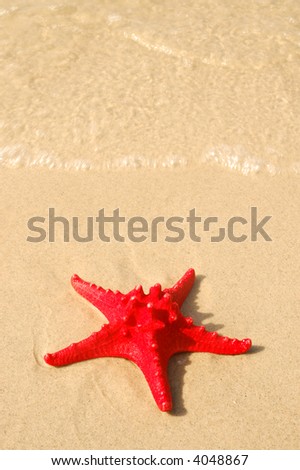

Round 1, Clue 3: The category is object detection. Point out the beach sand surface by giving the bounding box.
[0,167,299,449]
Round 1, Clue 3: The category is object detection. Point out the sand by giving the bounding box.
[0,0,299,450]
[0,167,299,449]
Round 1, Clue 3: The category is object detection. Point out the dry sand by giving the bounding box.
[0,167,299,449]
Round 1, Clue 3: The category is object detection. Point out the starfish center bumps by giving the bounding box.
[45,268,252,411]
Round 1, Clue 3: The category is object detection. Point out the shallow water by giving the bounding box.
[0,0,299,175]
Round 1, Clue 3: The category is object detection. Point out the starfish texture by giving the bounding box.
[45,268,252,411]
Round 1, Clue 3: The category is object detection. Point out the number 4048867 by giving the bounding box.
[193,454,249,466]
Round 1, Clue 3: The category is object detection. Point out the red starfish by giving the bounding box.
[45,269,251,411]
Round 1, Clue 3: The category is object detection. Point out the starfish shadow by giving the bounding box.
[168,274,225,416]
[168,352,191,416]
[246,345,265,354]
[182,274,224,331]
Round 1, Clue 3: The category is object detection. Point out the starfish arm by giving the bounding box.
[176,326,252,355]
[164,268,195,307]
[134,354,172,412]
[44,324,131,367]
[71,274,124,323]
